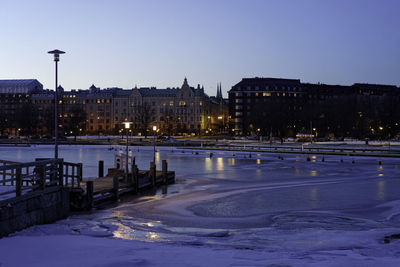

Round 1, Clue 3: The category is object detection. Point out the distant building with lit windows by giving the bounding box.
[0,79,43,136]
[83,85,113,134]
[229,77,400,139]
[130,78,227,136]
[2,78,228,137]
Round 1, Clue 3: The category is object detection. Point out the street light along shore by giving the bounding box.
[48,49,65,159]
[153,125,157,164]
[123,122,132,182]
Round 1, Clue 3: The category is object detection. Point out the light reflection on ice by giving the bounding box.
[147,232,160,240]
[113,222,136,240]
[377,180,386,200]
[204,157,212,171]
[227,158,235,165]
[216,157,224,171]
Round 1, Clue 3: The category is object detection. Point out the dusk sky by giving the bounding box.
[1,0,399,95]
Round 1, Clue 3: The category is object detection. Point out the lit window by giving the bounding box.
[179,101,186,106]
[169,101,174,106]
[263,92,271,97]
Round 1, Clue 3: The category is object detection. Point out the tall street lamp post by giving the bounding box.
[153,125,157,163]
[48,49,65,159]
[123,122,131,182]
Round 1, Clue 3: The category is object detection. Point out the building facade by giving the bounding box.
[0,79,43,136]
[1,78,228,137]
[130,78,227,136]
[229,77,400,139]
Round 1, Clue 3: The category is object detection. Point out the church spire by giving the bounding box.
[216,83,223,100]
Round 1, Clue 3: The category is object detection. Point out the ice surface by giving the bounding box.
[1,145,400,266]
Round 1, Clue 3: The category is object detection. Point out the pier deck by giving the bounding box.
[73,163,175,209]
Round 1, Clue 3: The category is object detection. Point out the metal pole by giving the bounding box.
[55,60,58,159]
[125,128,129,182]
[153,130,156,163]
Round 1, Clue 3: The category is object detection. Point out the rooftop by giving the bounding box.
[0,79,43,94]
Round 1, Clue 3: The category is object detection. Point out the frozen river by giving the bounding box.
[1,144,400,266]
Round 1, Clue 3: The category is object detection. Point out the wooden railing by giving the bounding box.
[0,160,20,186]
[63,162,82,189]
[0,159,83,198]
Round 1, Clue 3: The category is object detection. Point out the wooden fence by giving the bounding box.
[0,159,82,198]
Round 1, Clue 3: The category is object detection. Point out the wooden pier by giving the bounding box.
[78,164,175,209]
[0,156,175,236]
[70,155,175,209]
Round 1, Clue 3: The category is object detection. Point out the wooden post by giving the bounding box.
[150,162,156,187]
[11,169,14,186]
[65,162,69,186]
[86,181,94,210]
[113,176,119,200]
[38,165,45,191]
[78,163,83,188]
[128,159,136,184]
[69,165,75,188]
[115,154,120,169]
[16,168,22,197]
[98,160,104,178]
[2,162,5,186]
[25,166,29,186]
[162,160,168,185]
[71,164,75,187]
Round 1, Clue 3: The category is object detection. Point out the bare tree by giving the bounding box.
[134,102,151,137]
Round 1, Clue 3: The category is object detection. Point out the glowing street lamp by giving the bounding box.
[48,49,65,159]
[153,125,157,163]
[123,122,132,182]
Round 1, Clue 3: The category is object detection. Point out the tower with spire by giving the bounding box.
[216,83,223,101]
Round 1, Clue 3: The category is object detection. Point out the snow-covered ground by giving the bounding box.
[1,145,400,266]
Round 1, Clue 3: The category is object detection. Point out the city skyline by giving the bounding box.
[1,0,399,94]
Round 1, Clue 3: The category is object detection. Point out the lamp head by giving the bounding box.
[123,122,131,129]
[48,49,65,62]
